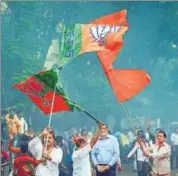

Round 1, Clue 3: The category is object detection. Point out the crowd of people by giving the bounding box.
[1,110,178,176]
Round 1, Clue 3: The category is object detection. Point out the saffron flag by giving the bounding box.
[12,69,79,115]
[59,14,128,67]
[91,10,129,71]
[106,69,150,102]
[91,10,151,101]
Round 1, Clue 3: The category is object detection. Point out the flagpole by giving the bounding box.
[119,102,154,172]
[47,85,57,127]
[119,103,137,135]
[44,69,58,151]
[82,110,100,123]
[64,97,100,123]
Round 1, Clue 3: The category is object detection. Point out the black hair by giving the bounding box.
[9,113,14,119]
[156,128,161,132]
[137,129,144,136]
[55,136,63,146]
[20,134,30,142]
[81,129,87,133]
[20,142,29,153]
[76,138,85,148]
[101,124,108,129]
[158,130,167,138]
[81,130,88,136]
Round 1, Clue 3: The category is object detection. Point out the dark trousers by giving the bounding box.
[137,161,149,176]
[66,161,73,176]
[96,164,116,176]
[171,145,178,169]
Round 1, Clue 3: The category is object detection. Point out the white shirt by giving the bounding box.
[19,117,28,134]
[171,133,178,145]
[127,131,136,144]
[127,142,149,162]
[72,144,92,176]
[28,136,63,176]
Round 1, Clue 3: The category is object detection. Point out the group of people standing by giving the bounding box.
[1,111,122,176]
[1,110,178,176]
[125,125,178,176]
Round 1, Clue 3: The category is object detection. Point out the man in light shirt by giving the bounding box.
[91,124,121,176]
[170,127,178,169]
[126,130,149,176]
[19,115,28,134]
[139,130,171,176]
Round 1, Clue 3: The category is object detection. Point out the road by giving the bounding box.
[119,164,178,176]
[2,163,178,176]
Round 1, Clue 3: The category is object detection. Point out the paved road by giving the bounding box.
[2,163,178,176]
[119,164,178,176]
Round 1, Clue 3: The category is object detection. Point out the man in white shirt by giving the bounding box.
[127,130,149,176]
[139,130,171,176]
[127,131,136,145]
[170,127,178,169]
[72,123,102,176]
[19,116,28,134]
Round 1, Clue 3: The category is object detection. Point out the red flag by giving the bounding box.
[12,69,79,115]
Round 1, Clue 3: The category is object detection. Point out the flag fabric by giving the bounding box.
[43,39,60,71]
[91,10,151,101]
[59,17,128,67]
[59,24,103,66]
[91,10,129,71]
[105,69,150,102]
[12,69,79,115]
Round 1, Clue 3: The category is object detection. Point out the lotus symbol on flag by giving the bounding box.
[90,25,121,46]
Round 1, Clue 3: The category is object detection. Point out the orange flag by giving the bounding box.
[92,10,129,71]
[91,10,151,102]
[106,69,150,102]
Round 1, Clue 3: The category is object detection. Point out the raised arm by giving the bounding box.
[24,118,28,132]
[137,138,170,160]
[90,122,103,148]
[127,142,139,158]
[28,135,43,159]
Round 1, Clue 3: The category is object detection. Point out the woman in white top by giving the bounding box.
[28,127,63,176]
[72,122,102,176]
